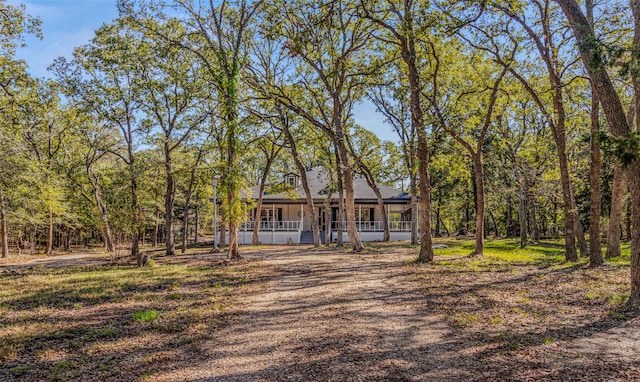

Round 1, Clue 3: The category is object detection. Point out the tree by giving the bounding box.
[126,18,209,256]
[19,80,67,256]
[120,0,264,260]
[586,0,604,266]
[179,136,213,254]
[261,0,383,252]
[59,110,117,255]
[246,36,325,248]
[553,0,640,308]
[0,0,41,259]
[460,1,585,261]
[249,128,283,246]
[358,0,436,261]
[53,21,148,264]
[369,77,419,244]
[347,126,391,242]
[427,37,510,256]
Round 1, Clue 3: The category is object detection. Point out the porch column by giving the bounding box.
[358,204,361,231]
[300,203,303,231]
[272,203,275,243]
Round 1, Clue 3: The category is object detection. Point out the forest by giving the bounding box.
[1,0,639,308]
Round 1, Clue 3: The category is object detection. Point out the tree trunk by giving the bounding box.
[324,195,332,246]
[628,160,640,306]
[285,127,321,247]
[95,189,115,254]
[194,200,200,245]
[165,144,176,256]
[501,3,577,261]
[87,171,115,254]
[607,99,636,257]
[362,170,389,242]
[224,188,240,259]
[29,226,35,255]
[465,198,471,231]
[340,158,364,252]
[557,139,578,261]
[574,204,589,257]
[435,205,441,238]
[335,148,344,248]
[45,205,53,256]
[631,0,640,305]
[439,214,450,236]
[471,154,485,256]
[181,191,191,254]
[153,209,159,248]
[252,183,267,246]
[0,184,9,260]
[584,0,604,266]
[554,0,640,306]
[519,191,528,248]
[128,146,142,265]
[490,210,499,237]
[252,152,278,246]
[298,168,321,247]
[394,14,433,261]
[334,113,363,252]
[507,194,514,236]
[228,220,240,260]
[218,212,227,249]
[627,202,633,241]
[529,194,540,243]
[410,177,419,244]
[416,127,434,262]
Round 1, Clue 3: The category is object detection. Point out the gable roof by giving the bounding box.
[242,169,410,204]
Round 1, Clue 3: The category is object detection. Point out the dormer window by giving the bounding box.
[284,173,300,187]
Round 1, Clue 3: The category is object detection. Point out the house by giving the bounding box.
[227,169,413,245]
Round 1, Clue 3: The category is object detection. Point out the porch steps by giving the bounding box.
[299,231,325,244]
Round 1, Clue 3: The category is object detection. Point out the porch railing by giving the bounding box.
[330,221,412,232]
[388,221,413,232]
[239,220,301,232]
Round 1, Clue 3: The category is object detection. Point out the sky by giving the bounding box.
[11,0,396,142]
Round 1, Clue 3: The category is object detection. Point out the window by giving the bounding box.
[358,208,375,222]
[285,174,299,187]
[260,208,282,222]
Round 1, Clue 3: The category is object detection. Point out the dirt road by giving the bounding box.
[150,248,480,381]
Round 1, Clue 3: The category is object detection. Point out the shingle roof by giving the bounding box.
[242,169,410,203]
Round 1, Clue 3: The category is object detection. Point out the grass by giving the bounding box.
[133,309,158,322]
[0,249,258,381]
[0,239,634,380]
[409,237,633,365]
[453,311,481,327]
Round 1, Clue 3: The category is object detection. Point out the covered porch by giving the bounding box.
[233,202,413,245]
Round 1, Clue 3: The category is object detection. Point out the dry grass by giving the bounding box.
[0,249,268,381]
[1,240,639,381]
[407,238,640,380]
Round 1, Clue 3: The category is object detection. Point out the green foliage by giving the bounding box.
[133,309,158,322]
[599,131,640,166]
[609,312,626,320]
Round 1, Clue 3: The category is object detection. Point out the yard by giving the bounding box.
[1,240,638,381]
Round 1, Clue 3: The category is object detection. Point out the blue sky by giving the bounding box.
[12,0,119,78]
[11,0,395,142]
